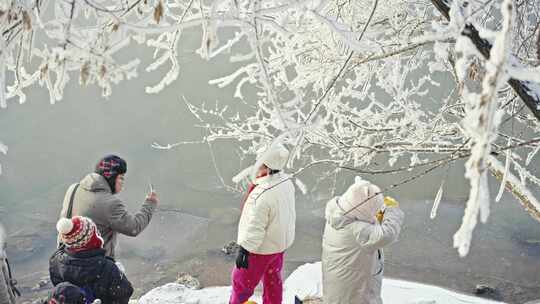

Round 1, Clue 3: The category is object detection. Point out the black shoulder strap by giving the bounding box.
[66,184,80,219]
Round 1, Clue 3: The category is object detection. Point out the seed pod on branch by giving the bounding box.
[154,0,163,24]
[100,65,107,79]
[22,10,31,31]
[468,61,481,81]
[80,61,90,85]
[39,64,48,81]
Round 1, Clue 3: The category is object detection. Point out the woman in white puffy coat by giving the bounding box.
[229,144,296,304]
[322,177,404,304]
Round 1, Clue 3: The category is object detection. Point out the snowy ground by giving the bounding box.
[136,262,505,304]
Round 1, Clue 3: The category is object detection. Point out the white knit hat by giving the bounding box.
[257,143,289,171]
[338,177,384,223]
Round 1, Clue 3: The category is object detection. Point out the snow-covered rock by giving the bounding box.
[138,284,262,304]
[138,262,506,304]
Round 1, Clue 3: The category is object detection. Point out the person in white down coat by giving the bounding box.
[229,143,296,304]
[322,177,404,304]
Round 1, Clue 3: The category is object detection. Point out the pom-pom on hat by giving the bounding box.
[338,177,384,223]
[57,216,103,252]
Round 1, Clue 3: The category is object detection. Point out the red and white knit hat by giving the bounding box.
[57,216,104,252]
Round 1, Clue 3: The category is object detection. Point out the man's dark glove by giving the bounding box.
[235,246,249,269]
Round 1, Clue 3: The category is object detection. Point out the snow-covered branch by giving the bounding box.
[430,0,540,120]
[453,0,515,257]
[488,156,540,221]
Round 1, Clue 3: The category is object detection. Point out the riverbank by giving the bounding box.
[134,262,505,304]
[5,194,540,304]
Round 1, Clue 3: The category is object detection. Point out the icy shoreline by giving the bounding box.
[135,262,505,304]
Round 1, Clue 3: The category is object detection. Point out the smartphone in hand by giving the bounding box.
[146,182,159,204]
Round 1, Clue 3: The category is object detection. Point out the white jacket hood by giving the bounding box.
[338,177,384,223]
[325,197,357,230]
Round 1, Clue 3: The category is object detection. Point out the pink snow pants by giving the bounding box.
[229,252,284,304]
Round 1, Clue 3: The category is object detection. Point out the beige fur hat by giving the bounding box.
[339,177,384,223]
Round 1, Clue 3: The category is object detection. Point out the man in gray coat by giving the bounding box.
[59,155,158,258]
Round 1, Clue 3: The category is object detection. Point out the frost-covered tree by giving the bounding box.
[1,0,540,256]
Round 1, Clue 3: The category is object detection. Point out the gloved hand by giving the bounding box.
[376,196,400,223]
[376,210,384,223]
[236,246,250,269]
[384,196,399,208]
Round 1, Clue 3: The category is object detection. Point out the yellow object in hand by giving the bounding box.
[384,196,399,208]
[243,301,258,304]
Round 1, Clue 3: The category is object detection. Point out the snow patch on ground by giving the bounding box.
[138,285,262,304]
[138,262,506,304]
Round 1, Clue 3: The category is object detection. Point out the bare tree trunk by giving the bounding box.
[0,226,16,304]
[537,26,540,60]
[430,0,540,121]
[0,258,16,304]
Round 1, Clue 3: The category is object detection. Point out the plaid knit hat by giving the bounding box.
[95,155,127,193]
[57,216,104,253]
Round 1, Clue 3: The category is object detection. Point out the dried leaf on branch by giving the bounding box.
[99,65,107,79]
[22,10,32,31]
[154,0,163,24]
[80,62,90,85]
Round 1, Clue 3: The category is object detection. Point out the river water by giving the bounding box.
[0,29,539,303]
